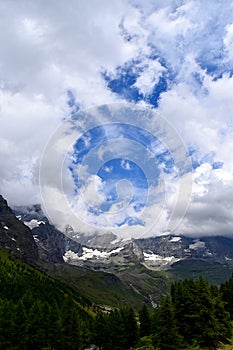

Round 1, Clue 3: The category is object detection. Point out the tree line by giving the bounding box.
[0,251,233,349]
[92,275,233,350]
[138,276,233,349]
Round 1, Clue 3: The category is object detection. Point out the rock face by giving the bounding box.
[7,199,233,271]
[135,235,233,266]
[32,222,67,264]
[62,231,233,271]
[32,222,83,264]
[14,205,83,264]
[0,195,38,262]
[66,229,120,251]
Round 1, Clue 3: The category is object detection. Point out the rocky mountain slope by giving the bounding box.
[0,195,38,262]
[61,231,233,272]
[0,198,167,307]
[13,205,82,264]
[11,200,233,275]
[1,194,233,308]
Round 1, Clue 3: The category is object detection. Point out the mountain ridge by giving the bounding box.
[10,200,233,276]
[0,195,38,262]
[1,195,233,309]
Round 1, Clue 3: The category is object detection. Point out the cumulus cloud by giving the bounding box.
[1,0,233,238]
[178,164,233,236]
[0,0,137,204]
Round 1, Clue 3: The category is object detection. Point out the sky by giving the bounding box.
[0,0,233,239]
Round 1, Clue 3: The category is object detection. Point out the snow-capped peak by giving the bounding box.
[24,219,45,229]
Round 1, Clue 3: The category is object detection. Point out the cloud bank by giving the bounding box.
[0,0,233,238]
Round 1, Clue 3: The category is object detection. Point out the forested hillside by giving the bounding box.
[1,247,233,349]
[0,249,93,349]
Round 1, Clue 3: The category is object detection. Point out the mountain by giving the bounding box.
[135,235,233,284]
[11,200,233,286]
[10,199,169,308]
[0,195,38,262]
[13,205,82,264]
[12,201,233,274]
[0,197,232,350]
[32,222,83,264]
[60,229,233,277]
[135,235,233,266]
[1,194,233,309]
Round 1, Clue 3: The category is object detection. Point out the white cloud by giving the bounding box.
[133,58,166,96]
[0,0,138,205]
[224,23,233,59]
[103,165,113,173]
[120,159,131,170]
[1,0,233,239]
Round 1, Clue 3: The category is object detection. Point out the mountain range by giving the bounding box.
[1,194,233,308]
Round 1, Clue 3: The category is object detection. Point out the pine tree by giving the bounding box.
[45,302,64,350]
[155,295,184,350]
[171,279,197,343]
[213,294,232,345]
[61,294,83,350]
[139,304,151,337]
[120,306,138,349]
[93,311,108,349]
[106,309,124,350]
[220,273,233,318]
[0,299,15,349]
[26,300,47,349]
[12,299,28,349]
[194,277,219,348]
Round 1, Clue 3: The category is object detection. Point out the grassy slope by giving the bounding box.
[0,249,92,311]
[45,262,172,310]
[170,259,233,285]
[3,245,233,312]
[44,259,233,310]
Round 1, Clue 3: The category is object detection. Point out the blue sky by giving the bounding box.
[65,121,177,231]
[0,0,233,238]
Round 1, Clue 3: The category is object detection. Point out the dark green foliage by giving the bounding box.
[0,250,139,350]
[170,276,232,349]
[0,251,93,350]
[107,309,125,350]
[93,307,138,350]
[153,295,184,350]
[220,272,233,318]
[120,306,139,349]
[213,294,232,344]
[93,311,108,349]
[139,304,151,337]
[1,249,233,350]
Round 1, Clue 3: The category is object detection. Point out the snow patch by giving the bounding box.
[143,252,177,262]
[169,236,181,243]
[143,251,180,269]
[63,250,80,262]
[80,247,109,260]
[189,240,205,250]
[225,256,232,261]
[33,235,39,243]
[108,246,124,255]
[24,219,45,229]
[63,246,124,262]
[79,246,124,260]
